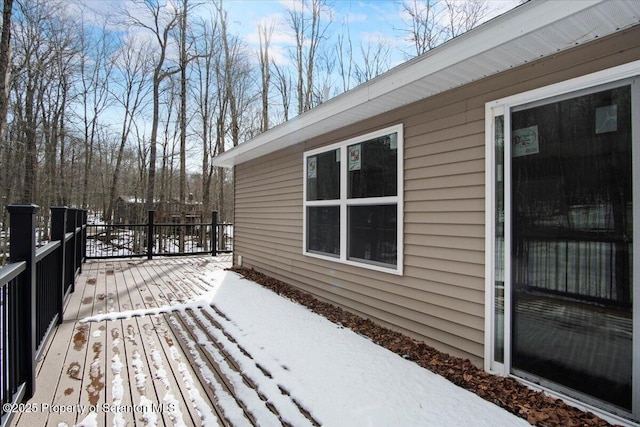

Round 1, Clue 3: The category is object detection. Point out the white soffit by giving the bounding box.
[213,0,640,167]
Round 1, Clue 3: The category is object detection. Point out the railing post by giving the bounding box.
[51,207,67,325]
[82,209,88,262]
[66,208,77,292]
[211,211,218,257]
[147,210,155,260]
[74,209,81,274]
[7,204,38,399]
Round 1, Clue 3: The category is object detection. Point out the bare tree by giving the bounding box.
[304,0,331,111]
[401,0,445,56]
[336,18,353,93]
[0,0,14,148]
[39,15,79,236]
[49,14,81,207]
[401,0,491,57]
[12,0,58,203]
[191,15,220,229]
[210,0,256,221]
[178,0,189,251]
[125,0,180,213]
[159,74,179,208]
[257,20,274,132]
[105,37,152,224]
[77,14,115,209]
[353,36,391,85]
[287,0,333,115]
[289,2,304,115]
[444,0,490,37]
[272,61,292,123]
[214,0,249,148]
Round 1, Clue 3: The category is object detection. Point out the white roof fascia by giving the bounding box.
[365,0,602,100]
[213,0,633,167]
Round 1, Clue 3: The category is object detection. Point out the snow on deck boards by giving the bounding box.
[9,254,531,427]
[10,256,233,427]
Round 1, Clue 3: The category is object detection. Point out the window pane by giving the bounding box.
[348,134,397,198]
[494,115,505,364]
[307,206,340,256]
[348,205,397,266]
[307,149,340,201]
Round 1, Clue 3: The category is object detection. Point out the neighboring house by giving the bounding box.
[114,196,203,224]
[213,1,640,424]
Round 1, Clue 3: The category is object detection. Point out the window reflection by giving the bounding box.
[307,149,340,201]
[348,205,397,266]
[511,86,632,410]
[494,115,505,364]
[307,206,340,256]
[348,135,397,198]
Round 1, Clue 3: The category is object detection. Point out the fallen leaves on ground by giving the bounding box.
[229,266,619,427]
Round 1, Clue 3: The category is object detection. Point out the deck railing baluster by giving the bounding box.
[0,205,83,426]
[83,209,232,259]
[6,205,37,401]
[51,207,67,323]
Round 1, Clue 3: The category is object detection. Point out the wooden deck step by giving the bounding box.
[167,306,321,427]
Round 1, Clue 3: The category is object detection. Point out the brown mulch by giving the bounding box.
[229,266,619,427]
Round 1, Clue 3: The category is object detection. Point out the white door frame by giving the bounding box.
[484,60,640,421]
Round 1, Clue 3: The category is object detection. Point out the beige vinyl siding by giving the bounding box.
[232,27,640,365]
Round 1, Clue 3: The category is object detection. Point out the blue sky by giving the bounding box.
[226,0,408,68]
[80,0,521,75]
[222,0,521,68]
[69,0,521,166]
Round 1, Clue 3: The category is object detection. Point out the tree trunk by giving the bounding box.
[179,0,188,252]
[0,0,14,146]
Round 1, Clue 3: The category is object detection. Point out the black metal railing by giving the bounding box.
[0,205,85,427]
[514,232,632,307]
[86,210,233,259]
[0,205,230,426]
[1,261,27,426]
[216,222,234,254]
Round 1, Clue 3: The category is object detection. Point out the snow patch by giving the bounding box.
[163,393,187,427]
[131,351,147,394]
[138,396,158,426]
[197,270,531,427]
[74,412,98,427]
[74,260,529,426]
[111,354,124,402]
[168,345,220,426]
[149,349,171,389]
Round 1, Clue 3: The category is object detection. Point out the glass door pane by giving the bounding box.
[511,86,633,410]
[495,115,505,364]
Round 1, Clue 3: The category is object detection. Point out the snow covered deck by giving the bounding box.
[10,255,531,427]
[11,256,238,427]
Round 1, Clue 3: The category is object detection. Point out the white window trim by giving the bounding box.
[484,60,640,422]
[303,124,404,275]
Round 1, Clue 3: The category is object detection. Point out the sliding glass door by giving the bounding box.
[487,68,639,421]
[511,85,632,410]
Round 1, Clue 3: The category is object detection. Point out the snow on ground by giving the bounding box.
[84,265,530,427]
[200,270,530,427]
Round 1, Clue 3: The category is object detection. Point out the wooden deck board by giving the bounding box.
[10,255,232,427]
[15,261,102,426]
[139,264,228,424]
[125,260,204,426]
[107,263,138,427]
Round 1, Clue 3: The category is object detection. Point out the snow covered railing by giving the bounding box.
[85,210,233,259]
[0,205,86,427]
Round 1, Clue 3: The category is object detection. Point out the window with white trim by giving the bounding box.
[303,124,403,275]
